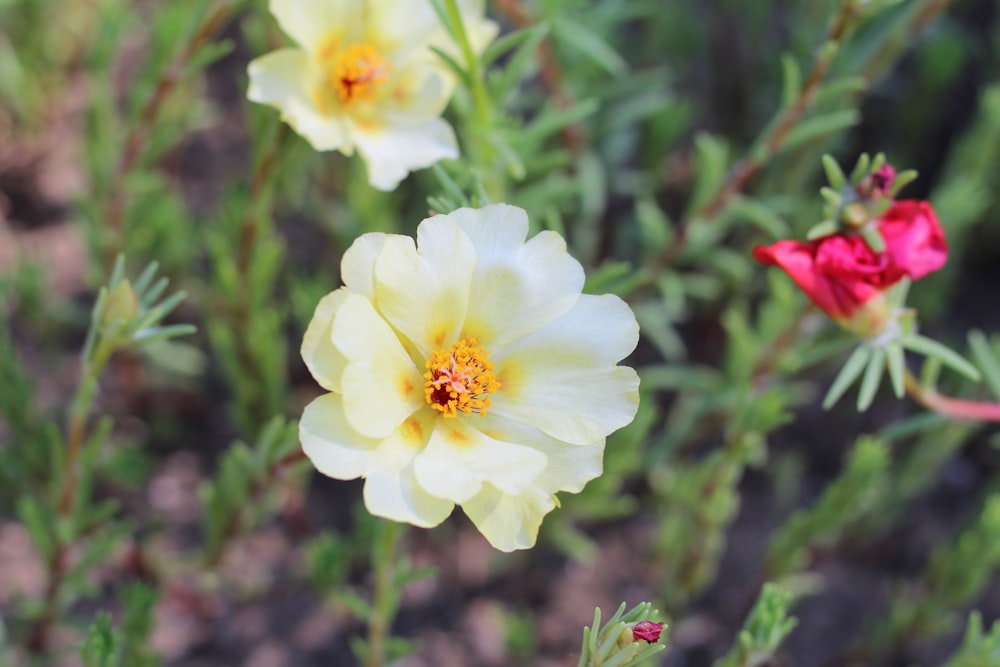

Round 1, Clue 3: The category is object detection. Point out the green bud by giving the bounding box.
[103,280,140,326]
[840,202,870,230]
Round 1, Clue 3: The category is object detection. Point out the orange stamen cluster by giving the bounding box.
[424,339,500,418]
[330,43,390,106]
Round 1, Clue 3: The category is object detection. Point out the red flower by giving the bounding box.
[631,621,664,644]
[752,200,947,331]
[752,236,889,322]
[877,200,947,282]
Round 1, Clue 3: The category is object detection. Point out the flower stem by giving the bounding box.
[366,519,406,667]
[903,370,1000,422]
[58,339,114,515]
[441,0,503,200]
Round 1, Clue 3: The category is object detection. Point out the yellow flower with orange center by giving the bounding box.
[247,0,496,190]
[299,205,641,551]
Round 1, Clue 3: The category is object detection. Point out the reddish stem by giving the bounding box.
[904,371,1000,422]
[491,0,585,151]
[102,3,236,267]
[647,1,861,278]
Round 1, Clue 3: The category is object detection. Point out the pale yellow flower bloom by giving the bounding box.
[247,0,496,190]
[300,205,640,551]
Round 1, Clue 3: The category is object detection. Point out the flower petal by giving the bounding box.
[301,394,452,527]
[475,413,605,493]
[490,294,640,445]
[364,465,454,528]
[247,49,352,153]
[753,239,881,320]
[351,116,458,191]
[413,419,547,504]
[459,420,604,551]
[268,0,364,53]
[332,294,425,438]
[448,204,585,347]
[301,288,349,392]
[878,200,948,281]
[300,393,378,480]
[462,485,554,552]
[341,233,388,299]
[371,0,497,65]
[373,217,475,356]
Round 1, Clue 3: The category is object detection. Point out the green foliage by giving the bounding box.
[200,416,302,565]
[80,585,160,667]
[871,495,1000,652]
[714,584,798,667]
[344,520,436,667]
[943,613,1000,667]
[767,436,889,578]
[2,0,1000,665]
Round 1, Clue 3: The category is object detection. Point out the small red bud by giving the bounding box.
[871,164,896,194]
[631,621,664,643]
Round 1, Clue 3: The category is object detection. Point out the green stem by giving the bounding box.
[366,519,405,667]
[443,0,491,128]
[441,0,502,199]
[58,340,114,515]
[903,370,1000,422]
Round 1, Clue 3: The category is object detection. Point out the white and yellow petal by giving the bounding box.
[332,294,425,438]
[450,204,585,347]
[413,419,547,504]
[341,232,388,299]
[462,486,554,552]
[372,216,474,355]
[268,0,365,54]
[372,0,497,74]
[301,288,349,392]
[490,294,640,445]
[351,116,458,191]
[247,49,352,153]
[459,416,605,551]
[301,394,452,527]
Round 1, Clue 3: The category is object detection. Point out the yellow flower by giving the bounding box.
[300,205,640,551]
[247,0,496,191]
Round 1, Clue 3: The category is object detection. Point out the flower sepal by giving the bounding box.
[810,153,918,253]
[823,302,981,412]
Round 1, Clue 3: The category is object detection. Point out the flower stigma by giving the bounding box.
[424,339,500,418]
[323,43,390,109]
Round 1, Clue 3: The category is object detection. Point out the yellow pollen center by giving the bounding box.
[330,43,390,106]
[424,339,500,418]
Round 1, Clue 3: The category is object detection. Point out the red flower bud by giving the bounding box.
[631,621,664,644]
[752,200,947,335]
[871,164,896,194]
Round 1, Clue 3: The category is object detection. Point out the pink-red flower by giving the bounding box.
[753,200,947,331]
[631,621,665,643]
[877,200,947,282]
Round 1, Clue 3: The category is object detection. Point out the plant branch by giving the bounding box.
[202,447,306,568]
[904,370,1000,422]
[102,1,237,266]
[365,519,405,667]
[491,0,584,150]
[646,0,864,279]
